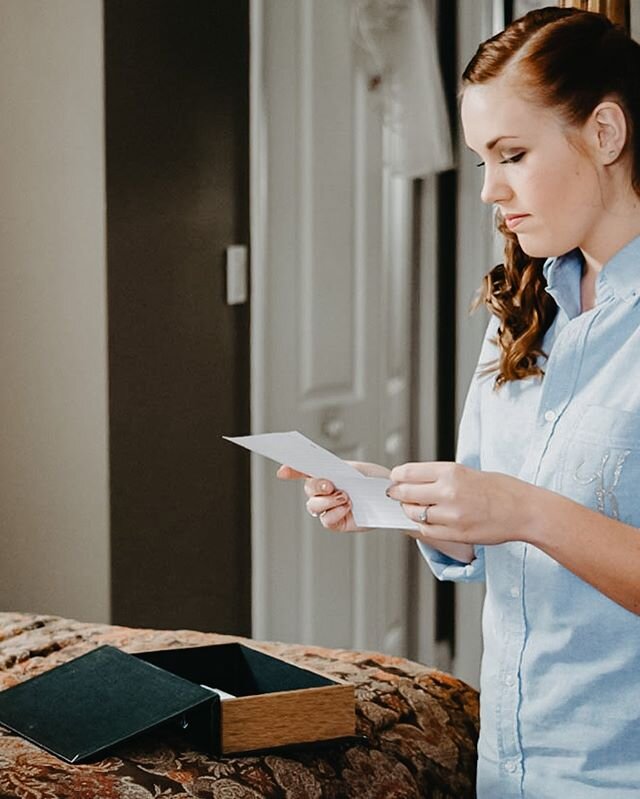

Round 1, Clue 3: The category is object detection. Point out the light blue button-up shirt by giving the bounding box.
[419,235,640,797]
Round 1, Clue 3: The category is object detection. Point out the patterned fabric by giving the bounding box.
[0,613,478,798]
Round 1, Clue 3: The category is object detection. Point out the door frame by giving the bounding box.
[249,0,268,637]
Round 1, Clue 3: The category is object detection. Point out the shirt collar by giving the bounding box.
[542,233,640,317]
[596,233,640,303]
[543,249,583,320]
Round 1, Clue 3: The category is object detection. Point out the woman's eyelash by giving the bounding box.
[475,153,525,168]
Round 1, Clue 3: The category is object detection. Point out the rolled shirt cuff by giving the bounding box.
[416,541,486,582]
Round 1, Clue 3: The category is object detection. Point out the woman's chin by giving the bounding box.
[516,234,553,259]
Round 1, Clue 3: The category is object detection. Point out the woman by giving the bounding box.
[279,7,640,796]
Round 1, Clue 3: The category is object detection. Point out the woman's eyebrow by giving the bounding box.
[465,135,522,156]
[485,135,520,150]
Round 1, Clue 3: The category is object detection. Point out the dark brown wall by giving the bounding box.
[105,0,251,634]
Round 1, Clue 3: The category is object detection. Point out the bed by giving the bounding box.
[0,612,478,798]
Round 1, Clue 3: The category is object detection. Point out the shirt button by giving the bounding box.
[505,673,515,687]
[510,586,520,598]
[504,759,518,774]
[544,409,557,422]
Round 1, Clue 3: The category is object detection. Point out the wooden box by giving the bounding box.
[136,643,357,755]
[0,643,357,763]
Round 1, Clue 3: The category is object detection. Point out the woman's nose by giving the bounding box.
[480,168,511,206]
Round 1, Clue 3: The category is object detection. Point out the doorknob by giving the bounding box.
[385,432,403,457]
[321,417,345,441]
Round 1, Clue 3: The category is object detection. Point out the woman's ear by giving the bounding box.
[588,100,627,165]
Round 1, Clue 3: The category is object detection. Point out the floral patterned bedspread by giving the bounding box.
[0,613,478,799]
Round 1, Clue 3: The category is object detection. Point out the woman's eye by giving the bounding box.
[500,152,525,164]
[475,153,525,168]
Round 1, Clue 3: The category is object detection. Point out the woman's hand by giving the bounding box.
[387,461,534,546]
[276,461,391,533]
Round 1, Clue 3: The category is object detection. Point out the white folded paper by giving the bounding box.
[224,431,419,531]
[199,685,236,701]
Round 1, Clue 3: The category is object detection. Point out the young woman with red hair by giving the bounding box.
[280,7,640,796]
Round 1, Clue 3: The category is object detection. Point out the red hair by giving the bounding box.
[463,7,640,386]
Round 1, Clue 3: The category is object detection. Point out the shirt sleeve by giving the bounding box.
[416,314,499,583]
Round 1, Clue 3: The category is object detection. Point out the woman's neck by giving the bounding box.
[579,177,640,275]
[580,267,598,313]
[578,195,640,313]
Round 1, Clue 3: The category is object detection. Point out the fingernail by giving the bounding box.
[320,481,330,493]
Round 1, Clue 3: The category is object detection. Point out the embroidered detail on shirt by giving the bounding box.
[573,449,631,519]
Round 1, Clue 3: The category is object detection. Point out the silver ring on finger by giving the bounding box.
[418,505,431,524]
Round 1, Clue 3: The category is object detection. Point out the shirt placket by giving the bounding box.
[495,308,600,796]
[495,542,527,795]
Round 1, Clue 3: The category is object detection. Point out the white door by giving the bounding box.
[250,0,413,654]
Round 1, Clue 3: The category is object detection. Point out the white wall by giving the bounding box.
[0,0,110,622]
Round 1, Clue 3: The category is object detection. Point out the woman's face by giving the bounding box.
[461,77,604,258]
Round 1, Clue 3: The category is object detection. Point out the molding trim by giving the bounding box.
[249,0,268,638]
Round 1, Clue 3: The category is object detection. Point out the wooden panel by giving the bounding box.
[558,0,630,30]
[221,684,355,753]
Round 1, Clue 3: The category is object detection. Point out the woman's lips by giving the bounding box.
[505,214,530,230]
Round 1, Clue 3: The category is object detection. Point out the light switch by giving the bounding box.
[225,245,248,305]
